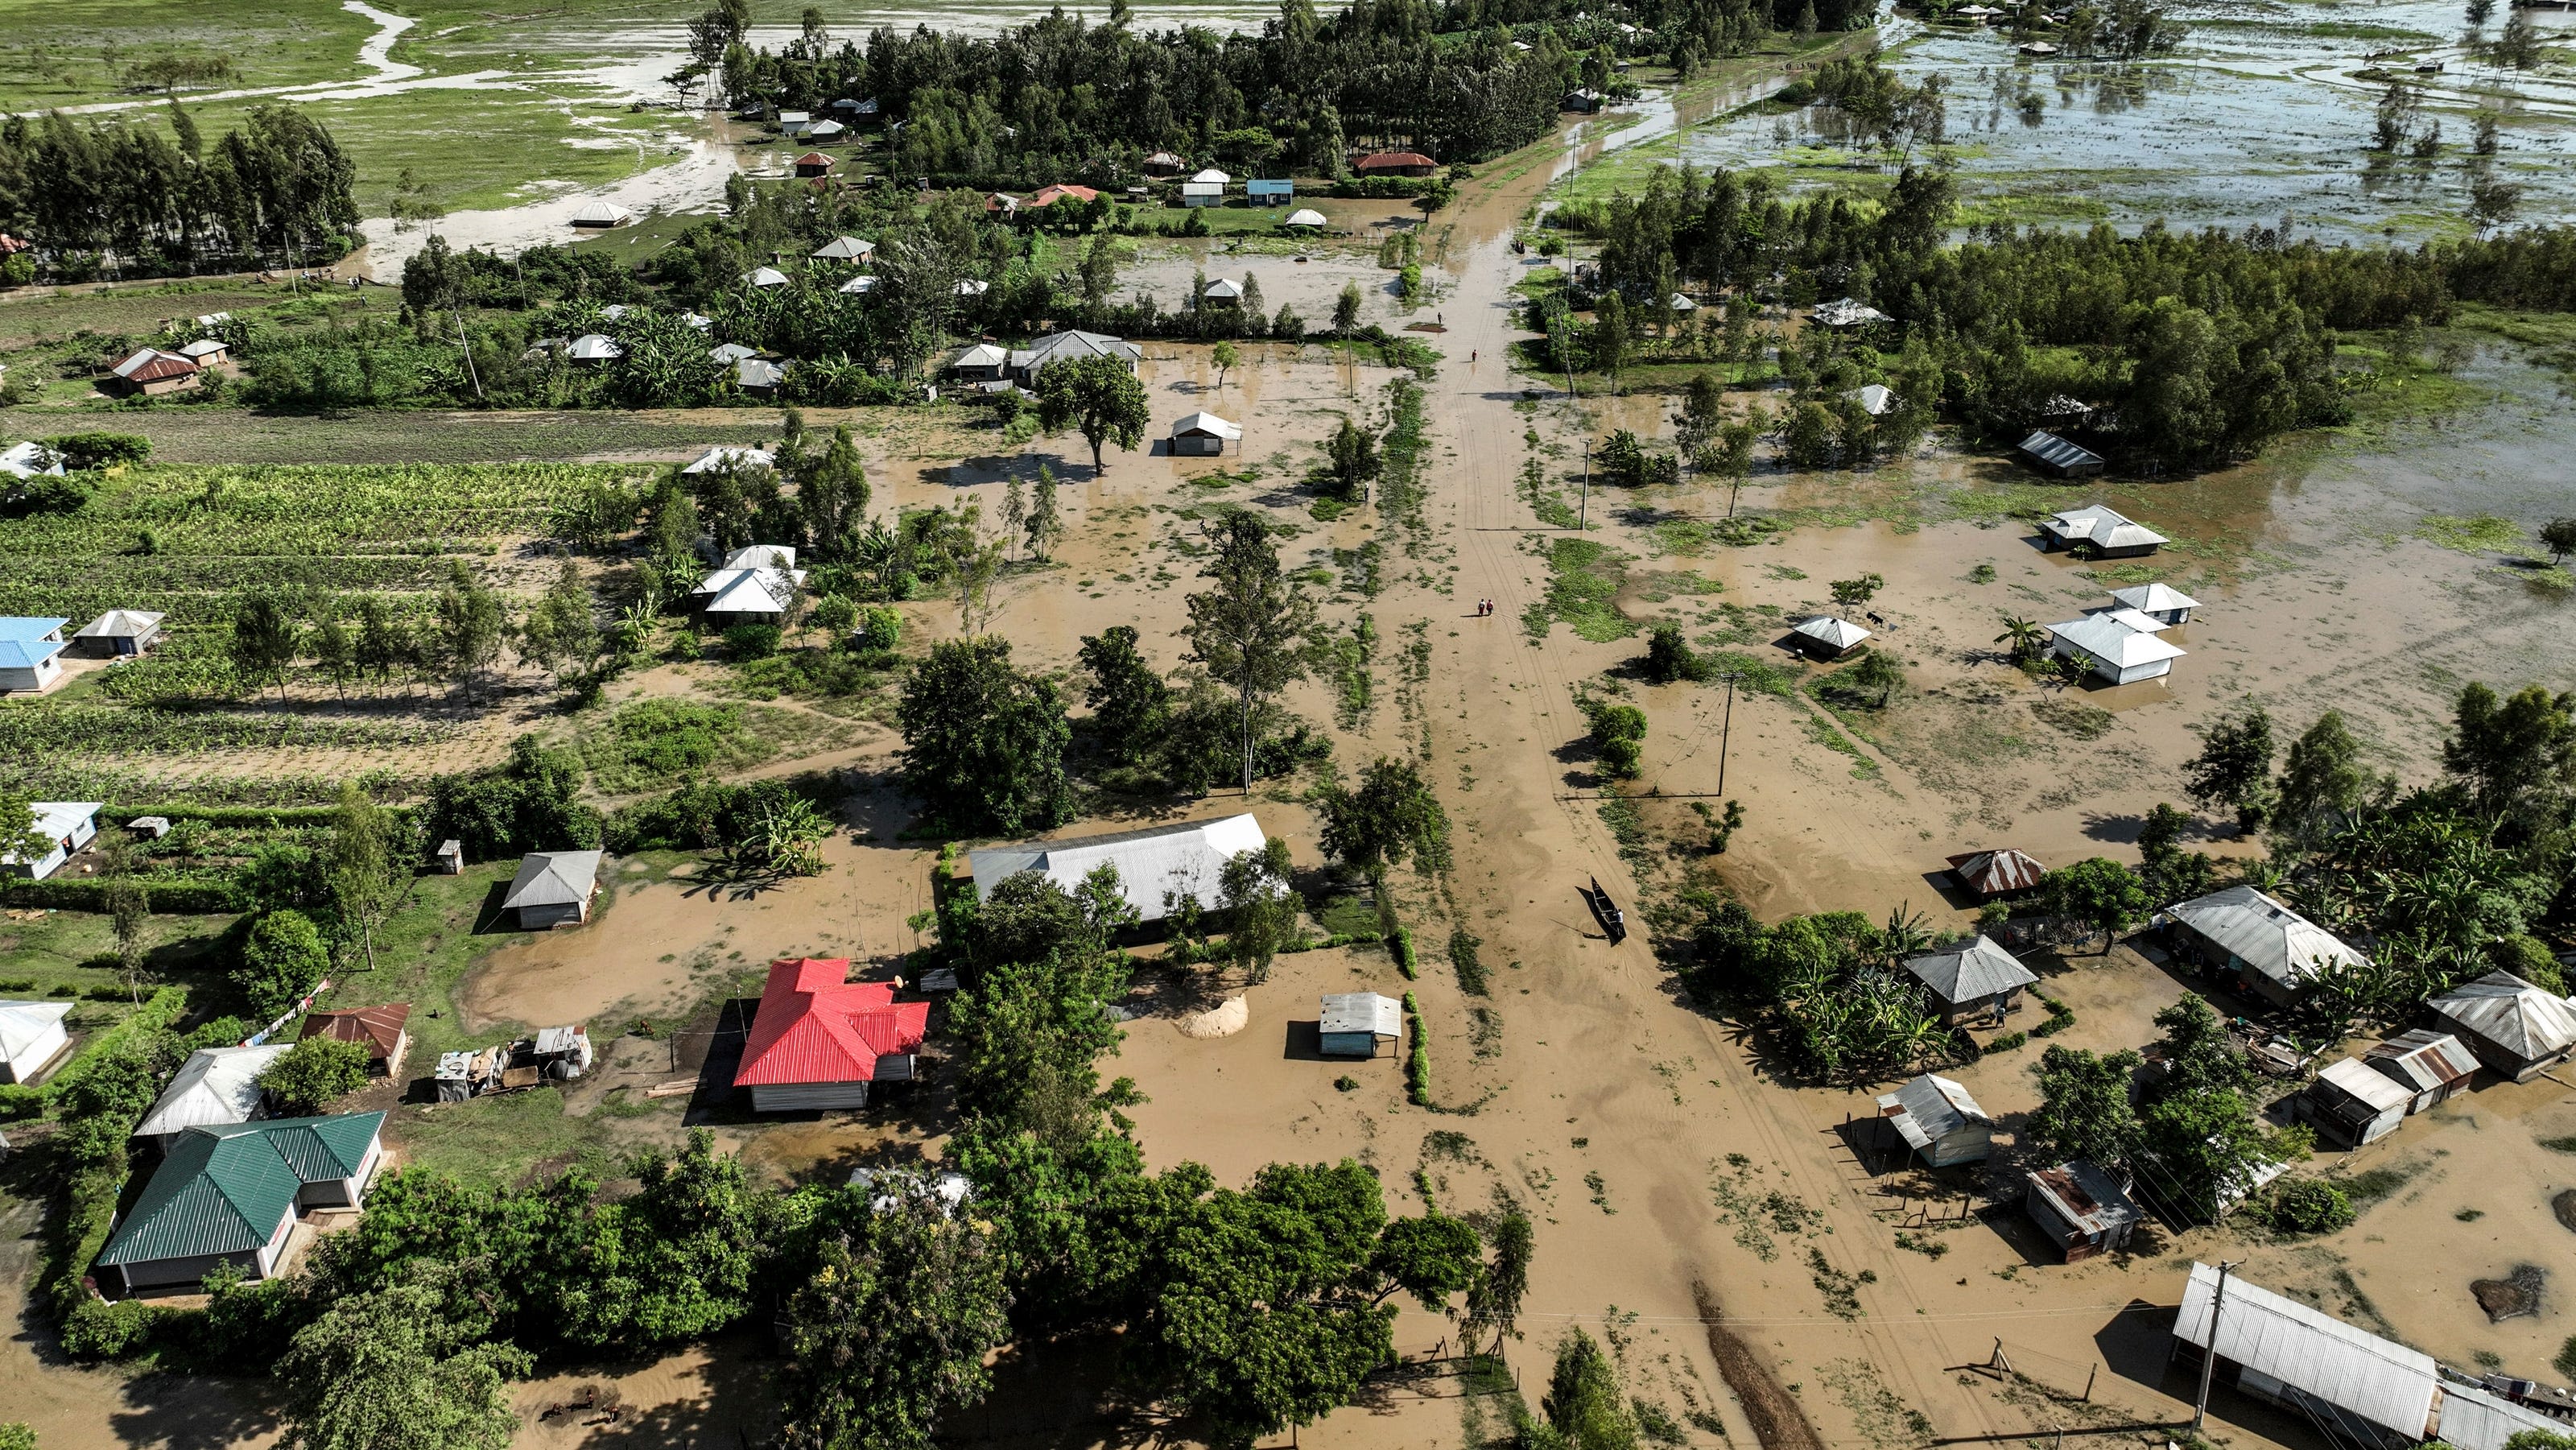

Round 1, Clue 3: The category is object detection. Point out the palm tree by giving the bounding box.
[1875,903,1933,969]
[1996,615,2044,663]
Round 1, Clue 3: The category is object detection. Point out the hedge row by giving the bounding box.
[2,876,249,915]
[1403,990,1430,1106]
[1391,925,1418,980]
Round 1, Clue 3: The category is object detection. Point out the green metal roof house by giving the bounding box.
[97,1111,386,1291]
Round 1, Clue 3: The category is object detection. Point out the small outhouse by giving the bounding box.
[1319,993,1402,1058]
[2297,1057,2411,1148]
[2024,1159,2139,1262]
[1876,1073,1992,1167]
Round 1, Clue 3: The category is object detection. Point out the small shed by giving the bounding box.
[567,333,623,364]
[127,816,171,840]
[743,266,791,289]
[1320,994,1402,1058]
[433,838,464,874]
[2362,1028,2479,1113]
[1846,382,1893,415]
[0,618,68,693]
[794,151,833,179]
[1171,411,1242,456]
[1203,277,1245,304]
[2107,582,2197,626]
[1562,88,1606,113]
[807,119,846,143]
[1945,847,2046,899]
[1902,936,2039,1025]
[1246,178,1293,203]
[2023,1159,2139,1261]
[2017,430,2105,478]
[1180,182,1223,208]
[570,200,634,228]
[2427,971,2576,1082]
[177,337,231,368]
[1283,208,1327,229]
[0,1000,73,1084]
[502,849,603,930]
[72,609,165,658]
[2298,1056,2411,1147]
[1790,615,1871,659]
[1875,1073,1992,1167]
[299,1003,413,1078]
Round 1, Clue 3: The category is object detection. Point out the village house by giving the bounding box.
[0,617,69,692]
[2427,971,2576,1082]
[692,543,807,618]
[1812,297,1890,328]
[502,849,603,929]
[1789,614,1871,660]
[1203,277,1245,304]
[1246,178,1293,204]
[0,999,72,1084]
[2015,429,2103,478]
[1141,150,1187,176]
[1875,1073,1992,1167]
[1319,993,1402,1058]
[176,337,230,370]
[744,266,791,289]
[1028,183,1100,209]
[708,342,759,366]
[105,347,200,397]
[836,276,877,300]
[2107,581,2198,626]
[73,608,165,658]
[733,957,930,1112]
[736,357,788,395]
[2169,1262,2443,1446]
[1180,180,1223,208]
[1006,329,1141,386]
[96,1113,386,1292]
[794,151,833,179]
[566,333,622,365]
[1944,847,2046,899]
[810,235,874,263]
[1561,88,1606,113]
[683,444,775,475]
[134,1044,291,1150]
[2297,1056,2413,1147]
[2158,885,2369,1010]
[2022,1159,2139,1261]
[2046,612,2186,684]
[1284,208,1327,230]
[2039,502,2165,556]
[570,200,634,229]
[1170,412,1243,456]
[1353,151,1436,177]
[299,1003,414,1078]
[949,342,1010,381]
[2,800,98,879]
[2361,1028,2479,1113]
[969,813,1267,926]
[1901,936,2039,1025]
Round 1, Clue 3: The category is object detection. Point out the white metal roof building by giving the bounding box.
[2173,1262,2441,1441]
[2107,581,2198,624]
[1170,411,1242,455]
[2299,1056,2413,1147]
[968,814,1266,924]
[1319,993,1402,1057]
[567,333,623,363]
[0,440,64,479]
[952,342,1009,375]
[837,274,880,295]
[743,266,791,289]
[570,200,634,227]
[708,342,759,365]
[1846,382,1893,415]
[502,849,604,929]
[2434,1378,2576,1450]
[1790,615,1871,658]
[2040,502,2167,556]
[682,445,775,475]
[2361,1028,2479,1113]
[736,357,787,391]
[2160,885,2367,1008]
[134,1045,291,1146]
[1874,1073,1992,1167]
[1283,208,1327,228]
[0,1000,72,1084]
[811,236,877,262]
[2,800,98,879]
[1813,297,1889,328]
[1203,278,1245,302]
[1007,329,1141,382]
[1902,936,2038,1021]
[2428,971,2576,1081]
[1189,167,1231,185]
[2046,613,2186,685]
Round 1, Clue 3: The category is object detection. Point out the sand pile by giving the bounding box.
[1177,994,1249,1039]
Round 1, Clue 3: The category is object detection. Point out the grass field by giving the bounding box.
[2,407,779,465]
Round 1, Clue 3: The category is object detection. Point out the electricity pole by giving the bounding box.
[2192,1260,2238,1432]
[1716,671,1741,796]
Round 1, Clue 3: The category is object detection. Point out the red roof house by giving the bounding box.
[105,347,200,397]
[794,151,834,179]
[1353,151,1436,177]
[733,958,929,1112]
[1029,183,1100,208]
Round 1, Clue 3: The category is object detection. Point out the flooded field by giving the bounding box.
[1587,0,2576,240]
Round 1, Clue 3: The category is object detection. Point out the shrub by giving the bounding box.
[1391,924,1417,979]
[2268,1178,2355,1235]
[234,908,327,1019]
[1403,990,1430,1106]
[47,432,152,471]
[724,622,782,659]
[853,604,902,652]
[258,1035,370,1115]
[1447,928,1488,995]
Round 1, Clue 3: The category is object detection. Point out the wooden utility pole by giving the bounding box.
[2193,1260,2238,1431]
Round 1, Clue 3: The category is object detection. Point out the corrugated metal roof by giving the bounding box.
[2108,582,2198,613]
[2048,613,2187,668]
[134,1045,290,1138]
[1320,993,1402,1039]
[2165,886,2368,992]
[2018,431,2104,471]
[2436,1380,2575,1450]
[0,1000,71,1062]
[99,1113,384,1266]
[502,850,601,909]
[2429,972,2576,1062]
[1172,411,1243,440]
[969,814,1267,923]
[734,959,929,1088]
[299,1003,410,1060]
[1792,616,1870,650]
[2174,1262,2438,1436]
[2044,502,2165,550]
[1877,1073,1989,1149]
[2363,1029,2478,1093]
[2027,1159,2137,1235]
[1946,848,2046,895]
[1902,936,2037,1005]
[2314,1056,2411,1114]
[75,609,164,638]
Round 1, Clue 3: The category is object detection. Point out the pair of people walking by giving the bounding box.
[1474,598,1496,617]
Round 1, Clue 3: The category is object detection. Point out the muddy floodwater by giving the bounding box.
[1641,0,2576,239]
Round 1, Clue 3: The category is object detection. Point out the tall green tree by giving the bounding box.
[1218,838,1298,981]
[1076,626,1170,768]
[2442,682,2574,828]
[276,1264,530,1450]
[236,907,329,1019]
[1183,511,1316,791]
[327,781,411,974]
[897,638,1073,834]
[1035,354,1150,474]
[2042,857,2149,951]
[2277,709,2372,842]
[1541,1328,1638,1450]
[2026,1045,2142,1167]
[259,1036,369,1116]
[2184,703,2276,829]
[1319,757,1451,888]
[1324,415,1381,499]
[230,590,300,701]
[434,561,508,703]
